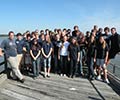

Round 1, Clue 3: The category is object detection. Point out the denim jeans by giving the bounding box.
[87,57,94,77]
[44,56,51,68]
[79,51,83,74]
[32,57,40,77]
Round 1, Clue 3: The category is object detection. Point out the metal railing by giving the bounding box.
[108,63,120,79]
[0,54,7,74]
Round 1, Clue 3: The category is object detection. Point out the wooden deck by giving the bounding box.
[0,73,119,100]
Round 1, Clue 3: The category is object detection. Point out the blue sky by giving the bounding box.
[0,0,120,34]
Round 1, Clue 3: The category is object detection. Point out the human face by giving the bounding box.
[99,36,104,44]
[17,35,22,40]
[9,33,14,40]
[72,38,76,44]
[63,36,68,42]
[111,29,116,35]
[104,29,109,35]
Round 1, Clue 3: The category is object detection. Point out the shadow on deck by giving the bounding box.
[0,73,119,100]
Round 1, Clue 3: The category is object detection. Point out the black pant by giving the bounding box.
[53,54,60,73]
[70,59,78,77]
[87,57,94,78]
[60,56,68,75]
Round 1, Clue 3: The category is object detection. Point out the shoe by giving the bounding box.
[63,74,66,77]
[60,74,63,76]
[91,77,95,81]
[71,75,74,78]
[33,77,37,80]
[104,79,110,84]
[43,75,46,78]
[96,75,101,80]
[47,75,50,78]
[20,78,25,83]
[36,76,40,79]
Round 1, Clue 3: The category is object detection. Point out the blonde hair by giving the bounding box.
[102,40,106,49]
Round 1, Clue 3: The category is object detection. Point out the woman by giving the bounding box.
[87,35,96,80]
[30,38,41,79]
[58,35,70,76]
[95,36,109,83]
[68,37,80,78]
[41,34,53,78]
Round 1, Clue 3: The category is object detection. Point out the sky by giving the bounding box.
[0,0,120,34]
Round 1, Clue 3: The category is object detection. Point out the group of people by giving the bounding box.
[0,25,120,84]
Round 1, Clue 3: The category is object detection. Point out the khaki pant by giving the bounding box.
[7,56,23,80]
[17,54,23,68]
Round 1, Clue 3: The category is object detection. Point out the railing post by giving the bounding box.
[113,64,115,74]
[4,54,7,73]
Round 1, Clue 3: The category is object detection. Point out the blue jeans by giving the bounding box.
[87,57,94,78]
[32,57,40,77]
[44,56,51,68]
[79,51,83,74]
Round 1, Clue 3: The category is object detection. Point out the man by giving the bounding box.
[107,28,120,65]
[72,25,80,37]
[0,31,25,83]
[15,33,24,69]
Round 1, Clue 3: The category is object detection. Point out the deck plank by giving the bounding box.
[0,74,119,100]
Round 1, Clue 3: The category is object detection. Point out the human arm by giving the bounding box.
[41,48,47,58]
[30,50,36,60]
[0,48,3,56]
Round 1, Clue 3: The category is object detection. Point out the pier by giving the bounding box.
[0,56,119,100]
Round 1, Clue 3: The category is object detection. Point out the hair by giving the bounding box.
[26,34,31,38]
[40,30,44,34]
[102,40,106,49]
[74,25,79,30]
[8,31,14,36]
[99,36,106,49]
[71,37,78,46]
[45,34,51,43]
[111,27,116,31]
[88,35,95,47]
[104,27,110,32]
[16,33,22,37]
[45,29,49,33]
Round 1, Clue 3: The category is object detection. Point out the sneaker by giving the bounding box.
[20,78,25,83]
[63,74,66,77]
[60,74,63,76]
[90,76,95,81]
[96,75,101,80]
[47,75,50,78]
[104,79,110,84]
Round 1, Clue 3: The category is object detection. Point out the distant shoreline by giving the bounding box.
[0,35,8,37]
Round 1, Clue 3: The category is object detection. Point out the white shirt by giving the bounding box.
[60,41,70,56]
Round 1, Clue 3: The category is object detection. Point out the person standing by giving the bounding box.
[30,38,41,79]
[68,37,80,78]
[58,35,70,76]
[95,36,109,83]
[87,35,96,80]
[41,34,53,78]
[107,27,120,65]
[15,33,24,69]
[0,31,25,83]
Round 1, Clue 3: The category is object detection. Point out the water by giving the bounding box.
[0,36,120,77]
